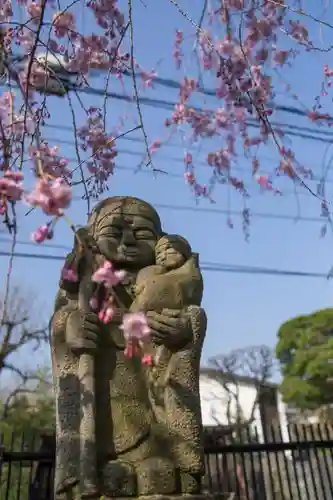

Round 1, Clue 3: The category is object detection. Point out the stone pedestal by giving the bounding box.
[66,490,231,500]
[101,459,203,498]
[102,496,229,500]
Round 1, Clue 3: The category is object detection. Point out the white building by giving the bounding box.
[199,368,290,443]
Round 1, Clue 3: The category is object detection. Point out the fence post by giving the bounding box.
[0,444,3,465]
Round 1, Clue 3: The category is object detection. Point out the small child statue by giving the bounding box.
[129,234,203,383]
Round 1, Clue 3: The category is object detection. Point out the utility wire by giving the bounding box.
[17,202,333,225]
[119,70,330,120]
[0,237,69,250]
[142,203,329,222]
[0,203,328,255]
[1,79,330,139]
[44,115,333,140]
[2,57,326,123]
[0,248,328,278]
[43,118,333,147]
[41,136,333,188]
[69,200,333,222]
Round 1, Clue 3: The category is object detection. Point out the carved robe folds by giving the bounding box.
[51,196,207,499]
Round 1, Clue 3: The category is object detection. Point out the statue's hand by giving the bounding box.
[146,308,192,349]
[66,310,100,356]
[134,283,145,297]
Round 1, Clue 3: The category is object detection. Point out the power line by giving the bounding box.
[147,203,328,222]
[2,58,326,123]
[44,115,333,140]
[42,105,333,145]
[0,237,69,250]
[41,136,333,188]
[119,70,332,122]
[0,204,328,254]
[1,79,331,145]
[0,249,329,278]
[66,201,331,222]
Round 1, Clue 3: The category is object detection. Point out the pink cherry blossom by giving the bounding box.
[77,107,118,196]
[31,224,53,243]
[140,70,156,88]
[0,0,330,245]
[25,178,72,215]
[29,143,71,179]
[184,171,195,185]
[98,304,115,324]
[0,172,24,201]
[0,171,23,200]
[141,353,154,366]
[91,261,126,288]
[256,175,281,195]
[184,152,192,165]
[124,338,140,359]
[52,11,76,38]
[27,1,42,23]
[120,312,150,341]
[61,264,78,281]
[173,30,183,69]
[149,139,161,154]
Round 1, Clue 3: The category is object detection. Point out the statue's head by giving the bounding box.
[155,234,192,271]
[88,196,162,270]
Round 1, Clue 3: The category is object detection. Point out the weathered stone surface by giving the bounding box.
[136,458,176,495]
[51,196,207,499]
[102,461,137,497]
[102,495,224,500]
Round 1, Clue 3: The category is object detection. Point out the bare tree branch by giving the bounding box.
[207,345,277,437]
[0,285,49,417]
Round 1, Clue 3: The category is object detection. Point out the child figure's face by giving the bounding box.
[155,237,187,270]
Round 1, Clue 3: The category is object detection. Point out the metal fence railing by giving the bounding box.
[2,424,333,500]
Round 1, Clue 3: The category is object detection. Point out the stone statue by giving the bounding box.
[50,196,207,499]
[130,234,202,368]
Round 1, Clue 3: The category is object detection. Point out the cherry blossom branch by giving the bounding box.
[267,0,333,30]
[237,12,325,202]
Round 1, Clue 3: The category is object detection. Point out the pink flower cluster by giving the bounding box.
[58,259,151,361]
[29,143,71,179]
[0,171,24,202]
[58,258,151,362]
[25,178,72,216]
[78,107,118,197]
[0,0,331,247]
[158,0,320,205]
[91,260,126,288]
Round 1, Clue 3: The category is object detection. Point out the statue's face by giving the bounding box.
[155,242,186,270]
[96,212,158,269]
[155,235,189,270]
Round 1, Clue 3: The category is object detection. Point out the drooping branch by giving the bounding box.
[0,285,49,416]
[207,345,277,437]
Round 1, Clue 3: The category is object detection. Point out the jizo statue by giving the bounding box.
[50,196,207,499]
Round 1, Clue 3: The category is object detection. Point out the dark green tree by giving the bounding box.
[0,393,55,500]
[276,308,333,410]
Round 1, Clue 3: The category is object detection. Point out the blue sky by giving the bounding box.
[1,0,333,384]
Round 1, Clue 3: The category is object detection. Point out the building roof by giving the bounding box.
[200,367,278,390]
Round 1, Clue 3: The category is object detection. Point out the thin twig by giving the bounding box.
[103,21,130,129]
[65,90,90,214]
[267,0,333,30]
[0,202,17,328]
[128,0,154,169]
[24,124,142,217]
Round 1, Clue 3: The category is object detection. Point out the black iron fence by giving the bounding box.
[2,424,333,500]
